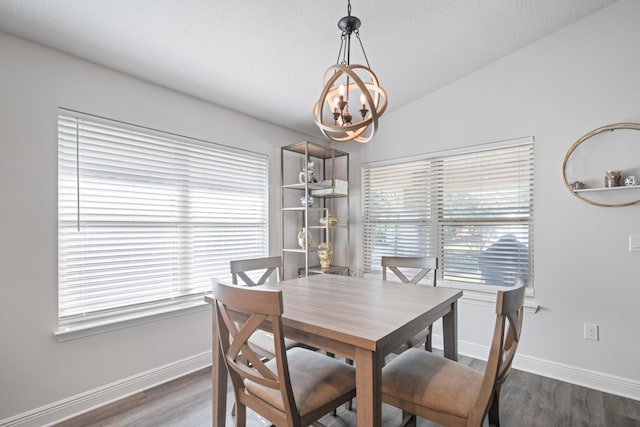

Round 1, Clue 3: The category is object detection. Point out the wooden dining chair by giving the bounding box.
[381,278,526,427]
[381,256,438,352]
[212,280,357,427]
[229,256,301,359]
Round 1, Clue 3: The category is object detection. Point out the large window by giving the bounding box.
[57,110,268,335]
[362,138,534,293]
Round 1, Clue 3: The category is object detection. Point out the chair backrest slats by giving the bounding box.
[212,279,298,420]
[381,256,438,285]
[230,256,282,287]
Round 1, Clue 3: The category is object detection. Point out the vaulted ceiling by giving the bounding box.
[0,0,618,138]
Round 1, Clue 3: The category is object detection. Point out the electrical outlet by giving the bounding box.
[584,323,599,341]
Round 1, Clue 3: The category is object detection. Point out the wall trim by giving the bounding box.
[0,351,212,427]
[433,335,640,401]
[3,339,639,427]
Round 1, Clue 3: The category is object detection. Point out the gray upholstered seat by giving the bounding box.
[381,278,526,427]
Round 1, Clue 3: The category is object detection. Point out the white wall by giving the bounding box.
[0,31,329,424]
[2,0,639,424]
[364,0,640,398]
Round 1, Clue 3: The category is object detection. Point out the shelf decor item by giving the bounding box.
[625,176,639,186]
[318,242,334,268]
[319,213,338,226]
[569,181,585,190]
[301,195,315,207]
[299,160,318,184]
[297,227,312,249]
[604,170,621,187]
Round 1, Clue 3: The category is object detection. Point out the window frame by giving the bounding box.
[56,109,269,339]
[361,137,534,296]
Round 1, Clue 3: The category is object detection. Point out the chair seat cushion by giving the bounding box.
[248,330,298,358]
[382,348,483,419]
[245,347,355,417]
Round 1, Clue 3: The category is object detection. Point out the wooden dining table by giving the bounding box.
[206,273,463,427]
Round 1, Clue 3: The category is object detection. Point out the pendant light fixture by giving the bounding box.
[313,0,387,143]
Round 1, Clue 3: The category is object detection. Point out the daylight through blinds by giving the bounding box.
[362,139,533,289]
[57,112,268,332]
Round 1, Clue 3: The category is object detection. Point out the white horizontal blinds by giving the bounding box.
[362,159,436,273]
[362,140,533,288]
[58,113,268,329]
[437,144,534,286]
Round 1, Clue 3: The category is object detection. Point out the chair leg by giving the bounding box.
[424,325,433,352]
[400,410,417,427]
[345,358,354,410]
[488,387,501,427]
[235,401,246,427]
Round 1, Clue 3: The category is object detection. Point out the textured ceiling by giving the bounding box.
[0,0,618,138]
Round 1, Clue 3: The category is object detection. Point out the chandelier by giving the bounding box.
[313,0,387,143]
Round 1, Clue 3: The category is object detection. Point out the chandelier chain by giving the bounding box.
[354,30,371,68]
[337,34,346,65]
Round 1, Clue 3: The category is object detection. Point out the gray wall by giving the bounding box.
[0,31,318,424]
[363,0,640,398]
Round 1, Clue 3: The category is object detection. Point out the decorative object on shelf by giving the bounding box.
[604,170,621,188]
[625,176,639,186]
[318,242,334,268]
[569,181,585,190]
[312,0,387,143]
[300,195,315,207]
[562,122,640,207]
[319,213,338,226]
[297,227,312,249]
[299,160,318,184]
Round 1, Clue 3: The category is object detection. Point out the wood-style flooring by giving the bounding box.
[56,353,640,427]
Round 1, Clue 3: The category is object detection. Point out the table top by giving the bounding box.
[255,274,462,353]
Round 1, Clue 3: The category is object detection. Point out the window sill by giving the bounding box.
[458,289,539,313]
[54,300,211,342]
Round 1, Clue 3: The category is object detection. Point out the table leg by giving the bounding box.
[442,300,458,361]
[355,347,384,427]
[212,309,227,427]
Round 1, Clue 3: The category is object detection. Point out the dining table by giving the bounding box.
[206,273,463,427]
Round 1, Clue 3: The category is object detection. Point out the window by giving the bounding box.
[362,138,534,293]
[57,110,268,335]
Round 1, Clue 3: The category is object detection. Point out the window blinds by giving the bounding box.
[362,139,533,289]
[57,112,268,332]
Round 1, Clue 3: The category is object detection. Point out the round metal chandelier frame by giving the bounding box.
[313,0,387,143]
[313,64,387,143]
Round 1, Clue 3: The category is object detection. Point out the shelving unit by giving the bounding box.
[281,141,350,279]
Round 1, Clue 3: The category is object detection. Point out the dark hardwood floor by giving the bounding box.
[56,353,640,427]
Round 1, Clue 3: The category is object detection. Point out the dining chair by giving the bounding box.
[212,280,357,427]
[381,256,438,352]
[230,256,301,360]
[381,278,526,427]
[231,256,282,287]
[231,256,350,415]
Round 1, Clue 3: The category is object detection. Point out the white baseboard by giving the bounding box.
[3,339,639,427]
[433,335,640,401]
[0,351,212,427]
